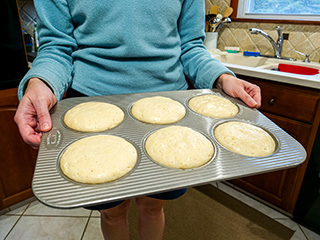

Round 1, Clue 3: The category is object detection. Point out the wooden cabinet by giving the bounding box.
[251,80,319,124]
[0,88,37,210]
[230,76,320,214]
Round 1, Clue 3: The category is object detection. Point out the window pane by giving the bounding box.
[247,0,320,15]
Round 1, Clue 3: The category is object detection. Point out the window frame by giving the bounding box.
[230,0,320,24]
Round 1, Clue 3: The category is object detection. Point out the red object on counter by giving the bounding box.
[278,63,319,75]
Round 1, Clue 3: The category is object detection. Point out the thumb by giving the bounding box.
[238,89,258,108]
[34,100,52,132]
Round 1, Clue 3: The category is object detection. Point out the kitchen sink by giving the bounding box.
[208,51,320,89]
[211,52,319,76]
[213,53,270,68]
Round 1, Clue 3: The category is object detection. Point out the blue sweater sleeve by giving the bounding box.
[18,0,76,100]
[178,0,235,89]
[18,0,234,100]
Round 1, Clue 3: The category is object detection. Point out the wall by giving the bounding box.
[205,0,320,62]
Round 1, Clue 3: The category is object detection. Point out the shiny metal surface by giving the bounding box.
[33,89,306,209]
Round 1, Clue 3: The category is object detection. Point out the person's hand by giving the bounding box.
[215,74,261,108]
[14,78,57,149]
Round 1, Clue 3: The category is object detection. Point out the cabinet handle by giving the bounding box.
[268,98,276,105]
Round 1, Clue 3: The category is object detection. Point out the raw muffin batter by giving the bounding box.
[188,94,238,118]
[145,126,214,169]
[214,121,276,157]
[60,135,138,184]
[64,102,124,132]
[131,96,186,124]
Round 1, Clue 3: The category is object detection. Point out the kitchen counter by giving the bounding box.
[209,51,320,90]
[207,51,320,214]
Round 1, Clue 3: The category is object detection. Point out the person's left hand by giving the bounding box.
[215,74,261,108]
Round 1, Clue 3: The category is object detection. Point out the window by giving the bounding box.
[235,0,320,21]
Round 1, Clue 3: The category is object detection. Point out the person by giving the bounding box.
[14,0,261,239]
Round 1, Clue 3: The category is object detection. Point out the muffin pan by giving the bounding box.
[34,89,306,209]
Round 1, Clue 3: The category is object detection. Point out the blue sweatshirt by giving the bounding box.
[18,0,234,101]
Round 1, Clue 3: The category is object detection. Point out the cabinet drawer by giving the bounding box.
[248,79,319,123]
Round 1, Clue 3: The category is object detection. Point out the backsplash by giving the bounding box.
[18,0,320,62]
[206,0,320,62]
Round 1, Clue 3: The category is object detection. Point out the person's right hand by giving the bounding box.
[14,78,57,149]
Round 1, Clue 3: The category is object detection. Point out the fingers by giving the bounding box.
[238,89,258,108]
[251,91,262,109]
[21,125,42,149]
[216,74,261,108]
[241,81,261,108]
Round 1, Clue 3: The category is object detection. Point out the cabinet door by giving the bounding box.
[230,112,312,213]
[0,89,37,210]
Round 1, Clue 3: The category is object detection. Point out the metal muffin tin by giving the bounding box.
[34,89,306,209]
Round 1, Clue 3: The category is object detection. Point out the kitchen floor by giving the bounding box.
[1,182,319,240]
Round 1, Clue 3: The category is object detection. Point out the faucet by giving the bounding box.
[249,26,296,61]
[296,50,310,63]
